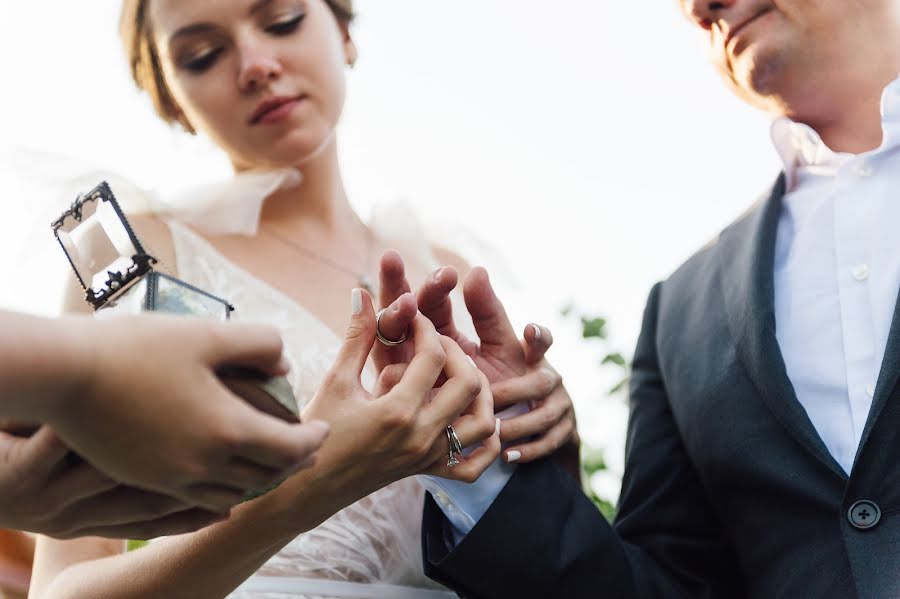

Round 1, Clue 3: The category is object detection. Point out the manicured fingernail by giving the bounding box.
[351,288,362,315]
[494,418,501,436]
[433,267,446,282]
[506,450,521,463]
[530,324,541,340]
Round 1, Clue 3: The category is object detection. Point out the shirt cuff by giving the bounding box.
[418,457,516,545]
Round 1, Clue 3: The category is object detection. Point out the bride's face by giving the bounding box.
[149,0,355,170]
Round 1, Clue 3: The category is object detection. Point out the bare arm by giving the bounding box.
[29,289,500,599]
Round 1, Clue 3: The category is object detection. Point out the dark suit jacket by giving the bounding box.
[422,175,900,599]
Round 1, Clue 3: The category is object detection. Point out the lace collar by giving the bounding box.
[110,167,302,236]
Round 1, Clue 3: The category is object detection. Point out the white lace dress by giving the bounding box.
[162,211,465,599]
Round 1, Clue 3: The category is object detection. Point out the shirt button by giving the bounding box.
[848,500,881,530]
[435,491,453,511]
[866,383,876,398]
[856,164,874,177]
[852,264,870,281]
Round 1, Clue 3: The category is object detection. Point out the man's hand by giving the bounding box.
[0,426,227,539]
[376,251,579,473]
[39,315,330,514]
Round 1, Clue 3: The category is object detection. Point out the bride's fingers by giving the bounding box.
[424,339,485,427]
[372,363,409,397]
[498,387,569,443]
[423,419,501,483]
[424,368,495,470]
[332,288,377,381]
[503,415,575,464]
[383,315,446,406]
[375,292,417,343]
[522,324,553,365]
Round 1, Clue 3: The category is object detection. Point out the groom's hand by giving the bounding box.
[375,251,579,473]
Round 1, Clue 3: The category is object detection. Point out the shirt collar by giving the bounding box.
[771,74,900,190]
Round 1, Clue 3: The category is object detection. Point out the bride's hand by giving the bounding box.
[376,252,579,476]
[301,288,500,491]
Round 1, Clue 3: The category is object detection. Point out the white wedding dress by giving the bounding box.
[144,170,465,599]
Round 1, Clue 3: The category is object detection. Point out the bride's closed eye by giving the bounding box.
[175,11,306,75]
[265,13,306,36]
[180,46,224,74]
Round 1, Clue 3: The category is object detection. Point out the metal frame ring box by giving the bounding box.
[52,181,300,500]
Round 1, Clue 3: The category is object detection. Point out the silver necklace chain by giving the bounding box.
[261,224,377,294]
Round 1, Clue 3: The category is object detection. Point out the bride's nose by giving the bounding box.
[237,44,283,93]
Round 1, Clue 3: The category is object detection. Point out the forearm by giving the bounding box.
[0,310,88,423]
[33,457,372,599]
[36,510,288,599]
[423,460,641,599]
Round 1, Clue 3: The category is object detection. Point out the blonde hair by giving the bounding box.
[120,0,355,133]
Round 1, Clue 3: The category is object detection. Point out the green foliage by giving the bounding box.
[580,316,608,340]
[565,305,631,521]
[582,447,617,520]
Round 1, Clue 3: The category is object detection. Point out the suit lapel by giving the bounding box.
[717,174,847,480]
[855,286,900,463]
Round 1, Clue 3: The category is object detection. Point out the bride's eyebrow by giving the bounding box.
[170,23,217,43]
[169,0,279,43]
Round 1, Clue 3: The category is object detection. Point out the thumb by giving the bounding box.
[333,288,377,377]
[21,426,69,478]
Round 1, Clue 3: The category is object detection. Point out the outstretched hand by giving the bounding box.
[375,251,579,474]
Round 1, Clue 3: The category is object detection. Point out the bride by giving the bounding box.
[28,0,579,597]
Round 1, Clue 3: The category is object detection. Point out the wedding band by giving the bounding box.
[375,308,409,346]
[446,425,462,467]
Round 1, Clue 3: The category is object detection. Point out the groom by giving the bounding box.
[380,0,900,597]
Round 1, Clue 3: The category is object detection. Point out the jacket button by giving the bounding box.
[848,500,881,530]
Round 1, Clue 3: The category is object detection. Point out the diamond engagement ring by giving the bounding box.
[446,425,463,467]
[375,307,410,346]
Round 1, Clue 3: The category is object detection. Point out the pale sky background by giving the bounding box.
[0,1,781,502]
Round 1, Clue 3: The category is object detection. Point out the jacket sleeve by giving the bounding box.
[422,283,744,598]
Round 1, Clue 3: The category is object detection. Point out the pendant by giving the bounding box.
[447,453,460,468]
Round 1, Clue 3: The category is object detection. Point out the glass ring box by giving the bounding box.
[51,181,300,456]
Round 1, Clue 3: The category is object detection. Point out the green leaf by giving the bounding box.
[580,316,608,339]
[609,377,629,395]
[602,352,627,367]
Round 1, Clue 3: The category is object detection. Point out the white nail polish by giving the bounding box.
[494,418,501,436]
[507,450,521,463]
[351,288,362,315]
[531,324,541,340]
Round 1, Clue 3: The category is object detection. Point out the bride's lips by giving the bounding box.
[725,7,774,53]
[249,95,306,126]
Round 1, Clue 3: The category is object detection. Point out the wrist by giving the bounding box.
[33,315,97,426]
[260,447,376,540]
[0,312,92,423]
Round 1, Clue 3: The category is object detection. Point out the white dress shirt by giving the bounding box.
[430,75,900,539]
[772,75,900,474]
